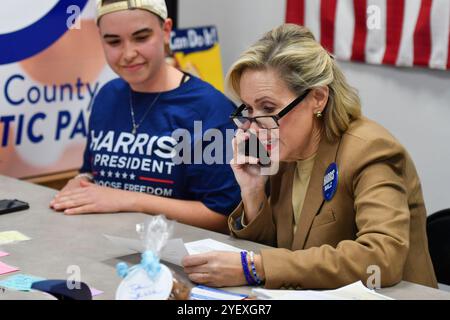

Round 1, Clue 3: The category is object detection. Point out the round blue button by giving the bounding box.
[323,163,338,201]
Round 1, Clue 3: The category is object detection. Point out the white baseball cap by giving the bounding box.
[96,0,168,24]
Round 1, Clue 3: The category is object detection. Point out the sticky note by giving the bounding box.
[0,231,31,245]
[90,287,104,297]
[0,251,9,257]
[0,274,45,291]
[0,261,19,275]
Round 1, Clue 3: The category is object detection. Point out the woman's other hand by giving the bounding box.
[182,251,248,287]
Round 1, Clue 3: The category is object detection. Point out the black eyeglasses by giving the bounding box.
[230,89,311,129]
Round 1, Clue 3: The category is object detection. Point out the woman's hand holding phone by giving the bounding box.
[230,129,269,222]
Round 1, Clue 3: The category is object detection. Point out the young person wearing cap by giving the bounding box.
[50,0,240,233]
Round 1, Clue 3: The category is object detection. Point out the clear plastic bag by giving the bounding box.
[116,215,191,300]
[136,215,174,254]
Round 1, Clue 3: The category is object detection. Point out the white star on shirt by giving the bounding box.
[100,170,105,177]
[115,171,121,178]
[130,173,136,180]
[122,172,128,179]
[107,171,113,178]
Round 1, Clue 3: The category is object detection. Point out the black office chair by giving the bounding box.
[426,209,450,285]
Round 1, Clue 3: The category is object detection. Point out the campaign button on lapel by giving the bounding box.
[323,163,338,201]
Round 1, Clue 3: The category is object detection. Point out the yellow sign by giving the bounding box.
[170,26,225,92]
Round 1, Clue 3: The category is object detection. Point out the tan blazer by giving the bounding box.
[229,117,437,289]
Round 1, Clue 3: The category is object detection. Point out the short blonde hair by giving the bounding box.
[227,24,361,142]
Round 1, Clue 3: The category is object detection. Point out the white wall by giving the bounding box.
[179,0,286,74]
[340,62,450,215]
[179,0,450,214]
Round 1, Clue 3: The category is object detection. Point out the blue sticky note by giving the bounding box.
[0,274,46,291]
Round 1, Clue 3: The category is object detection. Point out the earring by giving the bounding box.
[315,111,323,118]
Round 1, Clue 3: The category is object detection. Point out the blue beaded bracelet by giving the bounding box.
[240,251,256,285]
[249,251,262,285]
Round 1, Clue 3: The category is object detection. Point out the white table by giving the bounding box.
[1,175,449,300]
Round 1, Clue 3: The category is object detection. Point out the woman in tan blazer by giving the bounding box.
[182,24,437,289]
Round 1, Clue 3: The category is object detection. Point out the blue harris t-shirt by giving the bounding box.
[80,75,241,215]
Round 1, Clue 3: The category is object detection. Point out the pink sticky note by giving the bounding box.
[0,261,19,275]
[90,288,104,297]
[0,251,10,258]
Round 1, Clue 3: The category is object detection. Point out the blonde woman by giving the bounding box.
[183,24,437,289]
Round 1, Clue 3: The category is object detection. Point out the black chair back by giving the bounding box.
[427,209,450,285]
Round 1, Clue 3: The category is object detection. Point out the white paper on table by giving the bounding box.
[190,285,247,300]
[184,238,243,255]
[252,288,340,300]
[252,281,393,300]
[103,234,189,266]
[328,281,394,300]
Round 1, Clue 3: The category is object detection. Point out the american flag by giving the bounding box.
[286,0,450,70]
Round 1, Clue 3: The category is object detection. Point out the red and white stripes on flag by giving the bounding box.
[286,0,450,70]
